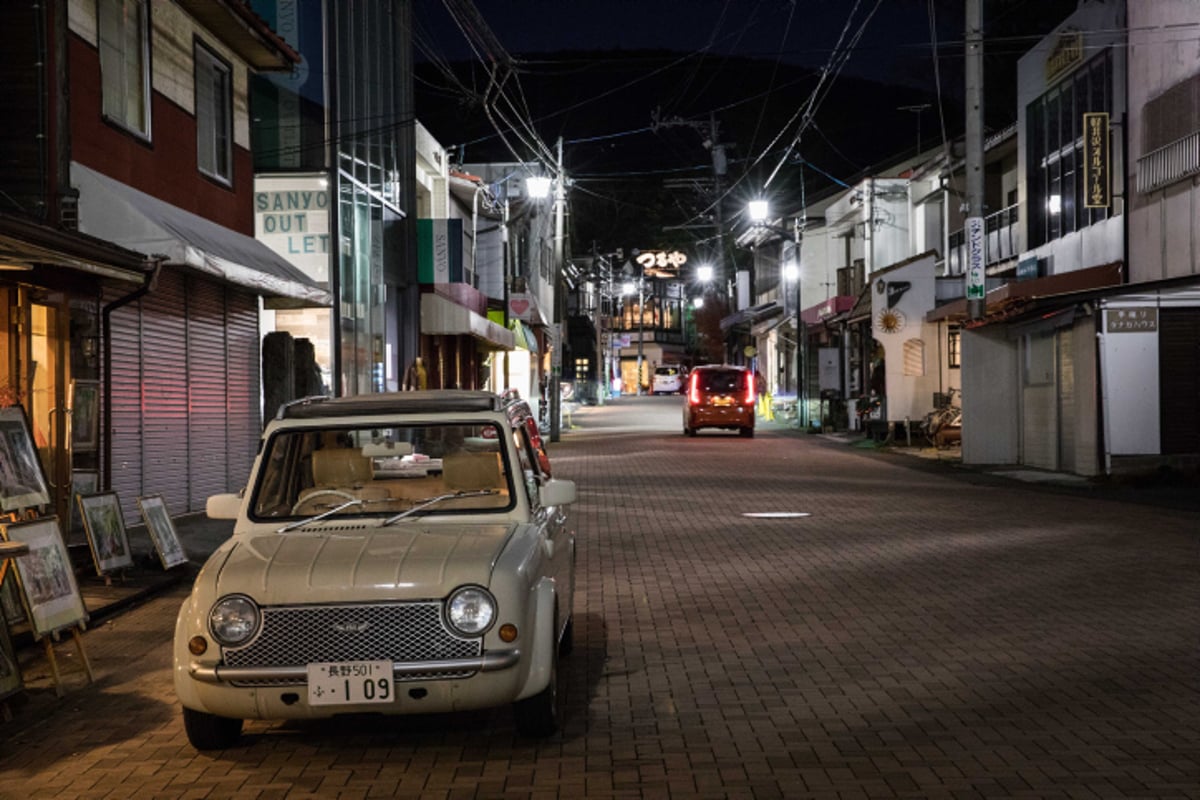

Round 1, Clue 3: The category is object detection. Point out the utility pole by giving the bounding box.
[965,0,986,320]
[550,137,565,442]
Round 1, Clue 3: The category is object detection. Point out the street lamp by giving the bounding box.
[749,199,806,430]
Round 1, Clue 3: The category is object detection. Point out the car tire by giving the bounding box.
[683,426,695,436]
[183,706,243,750]
[514,639,560,737]
[740,427,754,438]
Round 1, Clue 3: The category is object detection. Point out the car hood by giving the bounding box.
[208,523,516,605]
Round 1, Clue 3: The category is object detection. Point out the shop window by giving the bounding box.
[948,326,961,369]
[98,0,151,137]
[196,43,233,184]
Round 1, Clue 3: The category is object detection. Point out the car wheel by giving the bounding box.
[515,627,561,737]
[183,707,243,750]
[740,427,754,438]
[683,426,695,436]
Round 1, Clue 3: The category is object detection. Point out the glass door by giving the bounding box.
[24,288,71,523]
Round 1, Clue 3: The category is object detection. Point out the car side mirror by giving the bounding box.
[206,493,242,519]
[538,478,576,507]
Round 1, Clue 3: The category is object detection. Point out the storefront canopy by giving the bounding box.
[420,293,516,351]
[72,163,330,306]
[720,301,781,332]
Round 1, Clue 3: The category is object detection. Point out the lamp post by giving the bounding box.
[749,201,806,430]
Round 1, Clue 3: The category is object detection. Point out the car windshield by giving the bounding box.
[249,421,514,521]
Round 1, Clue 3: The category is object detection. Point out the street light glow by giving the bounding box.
[693,296,705,309]
[784,263,799,282]
[622,280,636,295]
[526,175,552,199]
[749,199,769,222]
[697,264,714,283]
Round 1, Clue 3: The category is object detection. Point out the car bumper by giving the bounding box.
[686,405,754,428]
[177,649,528,719]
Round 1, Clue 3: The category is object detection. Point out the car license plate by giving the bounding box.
[306,660,394,706]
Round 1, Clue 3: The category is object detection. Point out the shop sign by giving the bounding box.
[1045,31,1083,82]
[636,250,687,276]
[1107,307,1157,333]
[965,216,985,300]
[255,175,331,283]
[1084,112,1110,208]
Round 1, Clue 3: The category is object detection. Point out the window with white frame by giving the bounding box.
[195,43,233,182]
[97,0,150,136]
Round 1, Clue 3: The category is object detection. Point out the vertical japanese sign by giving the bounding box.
[965,216,985,300]
[1084,112,1110,208]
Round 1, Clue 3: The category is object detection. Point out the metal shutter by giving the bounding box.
[140,271,190,512]
[225,290,261,490]
[186,279,230,509]
[106,286,145,527]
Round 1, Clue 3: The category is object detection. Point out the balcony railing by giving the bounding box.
[947,203,1019,275]
[1137,131,1200,193]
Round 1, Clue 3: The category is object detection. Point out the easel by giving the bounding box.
[0,539,29,720]
[2,509,95,699]
[39,623,95,698]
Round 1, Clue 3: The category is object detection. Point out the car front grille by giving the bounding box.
[223,601,481,686]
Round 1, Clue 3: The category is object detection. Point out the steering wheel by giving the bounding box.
[291,488,359,515]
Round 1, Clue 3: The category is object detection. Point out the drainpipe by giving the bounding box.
[101,260,162,491]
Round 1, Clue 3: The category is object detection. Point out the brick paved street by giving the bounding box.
[1,396,1197,799]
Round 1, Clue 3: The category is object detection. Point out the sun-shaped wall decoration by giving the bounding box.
[875,308,906,333]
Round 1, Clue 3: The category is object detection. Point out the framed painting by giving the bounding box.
[78,492,134,575]
[2,517,88,638]
[0,615,21,701]
[70,380,100,452]
[0,406,52,512]
[137,495,188,569]
[69,470,100,539]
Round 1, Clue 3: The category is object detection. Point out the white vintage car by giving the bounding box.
[173,391,577,749]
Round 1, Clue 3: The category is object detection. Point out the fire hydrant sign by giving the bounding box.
[966,216,985,300]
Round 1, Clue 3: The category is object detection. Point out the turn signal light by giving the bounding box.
[499,624,519,643]
[188,636,209,656]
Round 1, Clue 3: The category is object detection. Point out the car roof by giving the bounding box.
[692,364,747,372]
[277,390,505,420]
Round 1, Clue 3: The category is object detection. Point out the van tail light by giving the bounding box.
[744,371,756,405]
[688,373,701,405]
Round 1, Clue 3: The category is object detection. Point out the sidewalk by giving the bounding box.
[8,512,234,654]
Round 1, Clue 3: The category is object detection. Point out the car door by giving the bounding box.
[514,418,574,634]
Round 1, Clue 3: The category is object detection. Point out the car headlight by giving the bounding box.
[208,595,260,646]
[446,586,496,636]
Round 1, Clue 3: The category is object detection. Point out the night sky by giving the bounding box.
[413,0,1083,250]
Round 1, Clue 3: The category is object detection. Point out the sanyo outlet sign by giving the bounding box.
[255,175,331,284]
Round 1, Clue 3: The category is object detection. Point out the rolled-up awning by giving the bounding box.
[72,163,330,306]
[420,293,516,350]
[510,320,539,352]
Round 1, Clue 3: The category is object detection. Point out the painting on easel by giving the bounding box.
[0,406,52,513]
[2,518,88,638]
[78,492,134,575]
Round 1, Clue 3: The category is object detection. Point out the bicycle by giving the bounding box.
[919,388,962,448]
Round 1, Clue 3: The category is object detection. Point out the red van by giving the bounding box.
[682,365,755,437]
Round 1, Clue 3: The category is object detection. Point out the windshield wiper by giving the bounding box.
[277,497,364,533]
[381,489,497,526]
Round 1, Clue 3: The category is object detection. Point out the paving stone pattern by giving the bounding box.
[0,398,1197,799]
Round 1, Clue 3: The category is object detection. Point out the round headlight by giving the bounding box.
[209,595,260,646]
[446,587,496,636]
